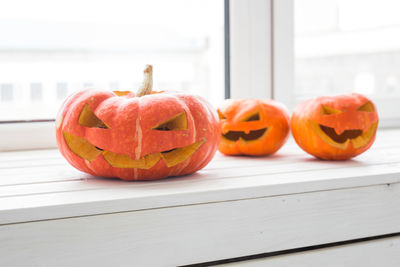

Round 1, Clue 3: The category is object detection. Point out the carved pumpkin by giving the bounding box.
[56,65,220,180]
[217,99,290,156]
[291,93,378,160]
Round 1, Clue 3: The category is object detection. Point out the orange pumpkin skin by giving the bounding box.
[218,99,290,156]
[56,89,220,180]
[291,93,378,160]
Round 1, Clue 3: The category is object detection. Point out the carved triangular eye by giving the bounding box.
[242,112,260,122]
[78,104,109,129]
[152,112,188,131]
[357,101,375,112]
[321,105,342,115]
[217,110,226,120]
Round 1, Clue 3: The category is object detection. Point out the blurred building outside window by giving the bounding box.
[295,0,400,103]
[0,0,224,121]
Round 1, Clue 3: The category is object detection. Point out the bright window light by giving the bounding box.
[0,0,224,121]
[295,0,400,100]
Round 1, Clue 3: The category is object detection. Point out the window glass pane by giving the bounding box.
[295,0,400,105]
[1,84,13,102]
[30,83,43,101]
[56,83,68,100]
[0,0,224,121]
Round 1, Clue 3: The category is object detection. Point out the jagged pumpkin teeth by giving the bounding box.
[56,65,220,180]
[351,122,378,149]
[63,132,102,162]
[102,151,161,169]
[309,121,350,150]
[161,139,205,167]
[63,131,205,169]
[291,93,379,160]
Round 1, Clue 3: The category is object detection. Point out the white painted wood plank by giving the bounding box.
[0,156,325,186]
[0,151,303,185]
[1,152,399,198]
[0,129,398,223]
[0,142,395,174]
[0,166,89,186]
[0,145,399,197]
[0,148,60,160]
[0,141,398,187]
[0,153,340,187]
[0,184,399,267]
[0,142,395,183]
[0,157,65,169]
[0,163,399,225]
[220,236,400,267]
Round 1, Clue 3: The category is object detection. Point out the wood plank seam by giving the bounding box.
[179,232,400,267]
[1,160,399,198]
[1,181,398,227]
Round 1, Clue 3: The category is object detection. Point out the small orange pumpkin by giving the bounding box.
[217,99,290,156]
[291,93,378,160]
[56,65,220,180]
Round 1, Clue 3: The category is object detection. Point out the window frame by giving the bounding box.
[229,0,273,100]
[229,0,294,104]
[0,121,56,151]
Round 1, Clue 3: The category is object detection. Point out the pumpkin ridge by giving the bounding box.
[135,114,142,160]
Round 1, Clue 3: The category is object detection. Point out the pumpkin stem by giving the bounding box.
[136,65,153,97]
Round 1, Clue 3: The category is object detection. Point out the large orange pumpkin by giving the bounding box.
[56,65,220,180]
[291,93,378,160]
[218,99,290,156]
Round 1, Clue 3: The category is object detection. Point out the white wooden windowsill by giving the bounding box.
[1,129,399,266]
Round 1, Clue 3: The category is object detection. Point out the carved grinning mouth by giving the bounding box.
[309,121,378,149]
[63,132,205,169]
[319,125,362,143]
[222,128,268,141]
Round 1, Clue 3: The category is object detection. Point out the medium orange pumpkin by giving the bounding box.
[56,65,220,180]
[291,93,378,160]
[217,99,290,156]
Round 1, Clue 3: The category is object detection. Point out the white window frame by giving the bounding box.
[231,0,399,128]
[0,121,56,151]
[229,0,293,103]
[0,0,398,151]
[229,0,273,100]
